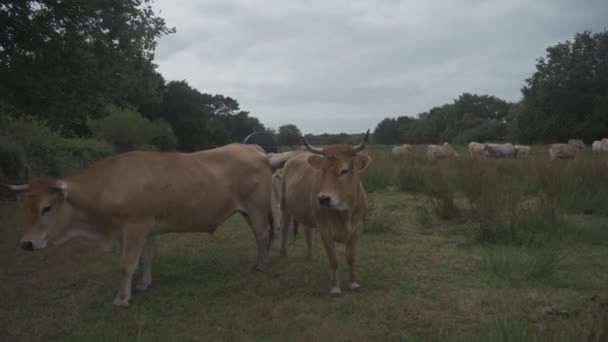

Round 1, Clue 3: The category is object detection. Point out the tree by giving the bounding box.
[87,105,176,152]
[516,30,608,142]
[154,81,213,151]
[0,0,175,135]
[277,124,302,146]
[373,93,511,144]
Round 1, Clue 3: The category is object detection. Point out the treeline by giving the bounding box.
[0,1,265,180]
[374,30,608,145]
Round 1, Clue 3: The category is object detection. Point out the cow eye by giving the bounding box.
[340,169,349,176]
[41,205,52,215]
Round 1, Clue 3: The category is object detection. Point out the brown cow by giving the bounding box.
[548,143,579,160]
[4,144,290,307]
[279,131,371,296]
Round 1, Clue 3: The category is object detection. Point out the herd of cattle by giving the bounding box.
[3,133,607,307]
[2,132,373,306]
[392,138,608,160]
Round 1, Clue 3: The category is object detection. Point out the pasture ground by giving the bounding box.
[1,145,608,341]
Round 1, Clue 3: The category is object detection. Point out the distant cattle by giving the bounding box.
[392,144,413,158]
[426,143,460,160]
[484,143,516,159]
[280,131,371,296]
[592,139,608,153]
[3,144,293,307]
[568,139,585,150]
[514,145,531,157]
[468,142,485,158]
[548,143,579,160]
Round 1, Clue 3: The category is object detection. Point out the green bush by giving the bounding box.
[0,115,115,177]
[62,138,115,168]
[88,106,177,152]
[0,136,27,182]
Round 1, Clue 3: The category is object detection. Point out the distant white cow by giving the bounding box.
[514,145,531,157]
[592,139,608,153]
[484,143,516,159]
[468,142,485,158]
[426,143,460,160]
[568,139,585,150]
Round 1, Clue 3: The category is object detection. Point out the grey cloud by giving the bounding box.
[153,0,608,134]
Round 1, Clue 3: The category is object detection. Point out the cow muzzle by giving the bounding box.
[19,238,47,251]
[318,193,339,208]
[20,240,34,251]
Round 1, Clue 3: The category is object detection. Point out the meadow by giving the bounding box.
[1,145,608,341]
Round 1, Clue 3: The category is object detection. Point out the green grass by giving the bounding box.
[1,145,608,341]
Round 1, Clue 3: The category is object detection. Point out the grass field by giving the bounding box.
[1,145,608,341]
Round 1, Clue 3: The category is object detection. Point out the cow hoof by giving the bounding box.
[112,296,130,307]
[136,281,151,291]
[329,287,341,297]
[349,282,360,291]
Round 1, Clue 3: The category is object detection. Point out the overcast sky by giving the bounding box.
[153,0,607,134]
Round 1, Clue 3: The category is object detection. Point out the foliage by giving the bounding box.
[151,81,264,151]
[0,115,114,177]
[87,106,176,152]
[374,93,511,144]
[277,124,302,146]
[0,0,174,135]
[511,30,608,143]
[0,135,27,182]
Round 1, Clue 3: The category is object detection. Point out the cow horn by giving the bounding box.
[48,180,67,191]
[2,184,30,192]
[353,129,370,153]
[302,136,324,155]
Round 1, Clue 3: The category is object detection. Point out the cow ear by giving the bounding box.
[355,153,371,172]
[307,154,324,169]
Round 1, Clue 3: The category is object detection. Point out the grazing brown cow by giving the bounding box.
[3,144,290,307]
[548,143,579,160]
[279,131,371,296]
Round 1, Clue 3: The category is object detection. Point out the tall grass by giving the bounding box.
[363,145,608,246]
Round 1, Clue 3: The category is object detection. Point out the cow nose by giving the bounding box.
[318,194,331,206]
[20,241,34,251]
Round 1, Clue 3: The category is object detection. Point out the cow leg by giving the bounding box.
[279,210,292,257]
[319,228,340,296]
[304,226,316,261]
[346,228,362,291]
[242,211,270,272]
[136,237,154,291]
[113,228,147,307]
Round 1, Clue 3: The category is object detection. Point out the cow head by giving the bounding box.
[302,130,372,210]
[3,178,71,251]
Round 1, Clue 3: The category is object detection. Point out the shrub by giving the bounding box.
[0,136,27,182]
[88,106,177,152]
[0,115,115,177]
